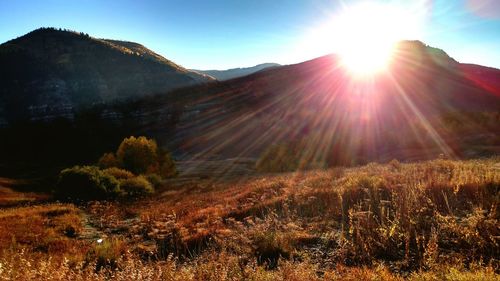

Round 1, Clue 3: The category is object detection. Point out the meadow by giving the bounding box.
[0,157,499,280]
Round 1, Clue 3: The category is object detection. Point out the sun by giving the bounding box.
[307,2,424,77]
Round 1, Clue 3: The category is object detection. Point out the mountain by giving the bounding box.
[167,40,500,162]
[1,39,499,171]
[193,63,280,81]
[0,28,213,124]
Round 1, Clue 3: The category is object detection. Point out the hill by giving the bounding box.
[1,39,499,171]
[0,28,213,124]
[0,158,499,279]
[166,40,500,163]
[193,63,280,81]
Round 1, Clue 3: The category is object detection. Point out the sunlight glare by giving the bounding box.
[336,3,422,76]
[302,2,425,77]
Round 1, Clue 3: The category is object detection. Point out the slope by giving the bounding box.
[1,40,499,171]
[0,27,213,124]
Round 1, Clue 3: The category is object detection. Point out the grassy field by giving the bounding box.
[0,158,499,280]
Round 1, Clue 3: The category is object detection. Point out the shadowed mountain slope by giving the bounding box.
[1,38,499,171]
[0,28,213,124]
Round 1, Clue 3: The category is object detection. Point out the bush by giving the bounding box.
[157,148,177,178]
[256,142,304,172]
[54,166,120,201]
[97,152,119,169]
[145,173,163,188]
[116,136,158,174]
[103,167,134,180]
[98,136,177,178]
[120,176,154,197]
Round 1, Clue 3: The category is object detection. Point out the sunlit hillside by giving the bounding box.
[0,158,498,280]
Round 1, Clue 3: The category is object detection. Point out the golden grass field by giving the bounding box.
[0,158,499,280]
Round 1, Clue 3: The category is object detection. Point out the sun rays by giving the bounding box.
[297,2,426,78]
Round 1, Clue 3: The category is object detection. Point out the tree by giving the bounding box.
[116,136,158,174]
[98,136,177,178]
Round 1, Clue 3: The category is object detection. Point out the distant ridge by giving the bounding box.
[193,63,280,81]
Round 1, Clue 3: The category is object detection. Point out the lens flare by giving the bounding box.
[301,2,425,77]
[334,3,423,76]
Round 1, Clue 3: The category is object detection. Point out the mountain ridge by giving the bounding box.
[193,63,281,81]
[0,27,213,124]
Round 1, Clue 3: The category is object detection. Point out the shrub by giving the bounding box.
[120,176,154,197]
[99,136,177,178]
[116,136,158,174]
[256,142,301,172]
[145,173,162,188]
[157,148,177,178]
[54,166,120,201]
[103,167,134,180]
[97,152,119,169]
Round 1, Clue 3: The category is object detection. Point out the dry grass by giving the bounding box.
[0,157,499,279]
[0,250,498,280]
[0,204,87,257]
[0,178,49,207]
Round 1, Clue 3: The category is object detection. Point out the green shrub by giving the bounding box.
[103,167,134,180]
[97,152,119,169]
[120,176,154,197]
[145,173,163,188]
[54,166,120,201]
[116,136,158,174]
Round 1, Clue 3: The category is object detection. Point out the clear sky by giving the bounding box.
[1,0,499,70]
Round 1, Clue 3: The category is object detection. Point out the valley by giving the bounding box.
[0,26,499,280]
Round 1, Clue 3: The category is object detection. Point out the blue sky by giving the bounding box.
[1,0,499,69]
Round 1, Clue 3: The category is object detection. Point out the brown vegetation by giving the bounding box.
[0,204,86,256]
[0,158,498,280]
